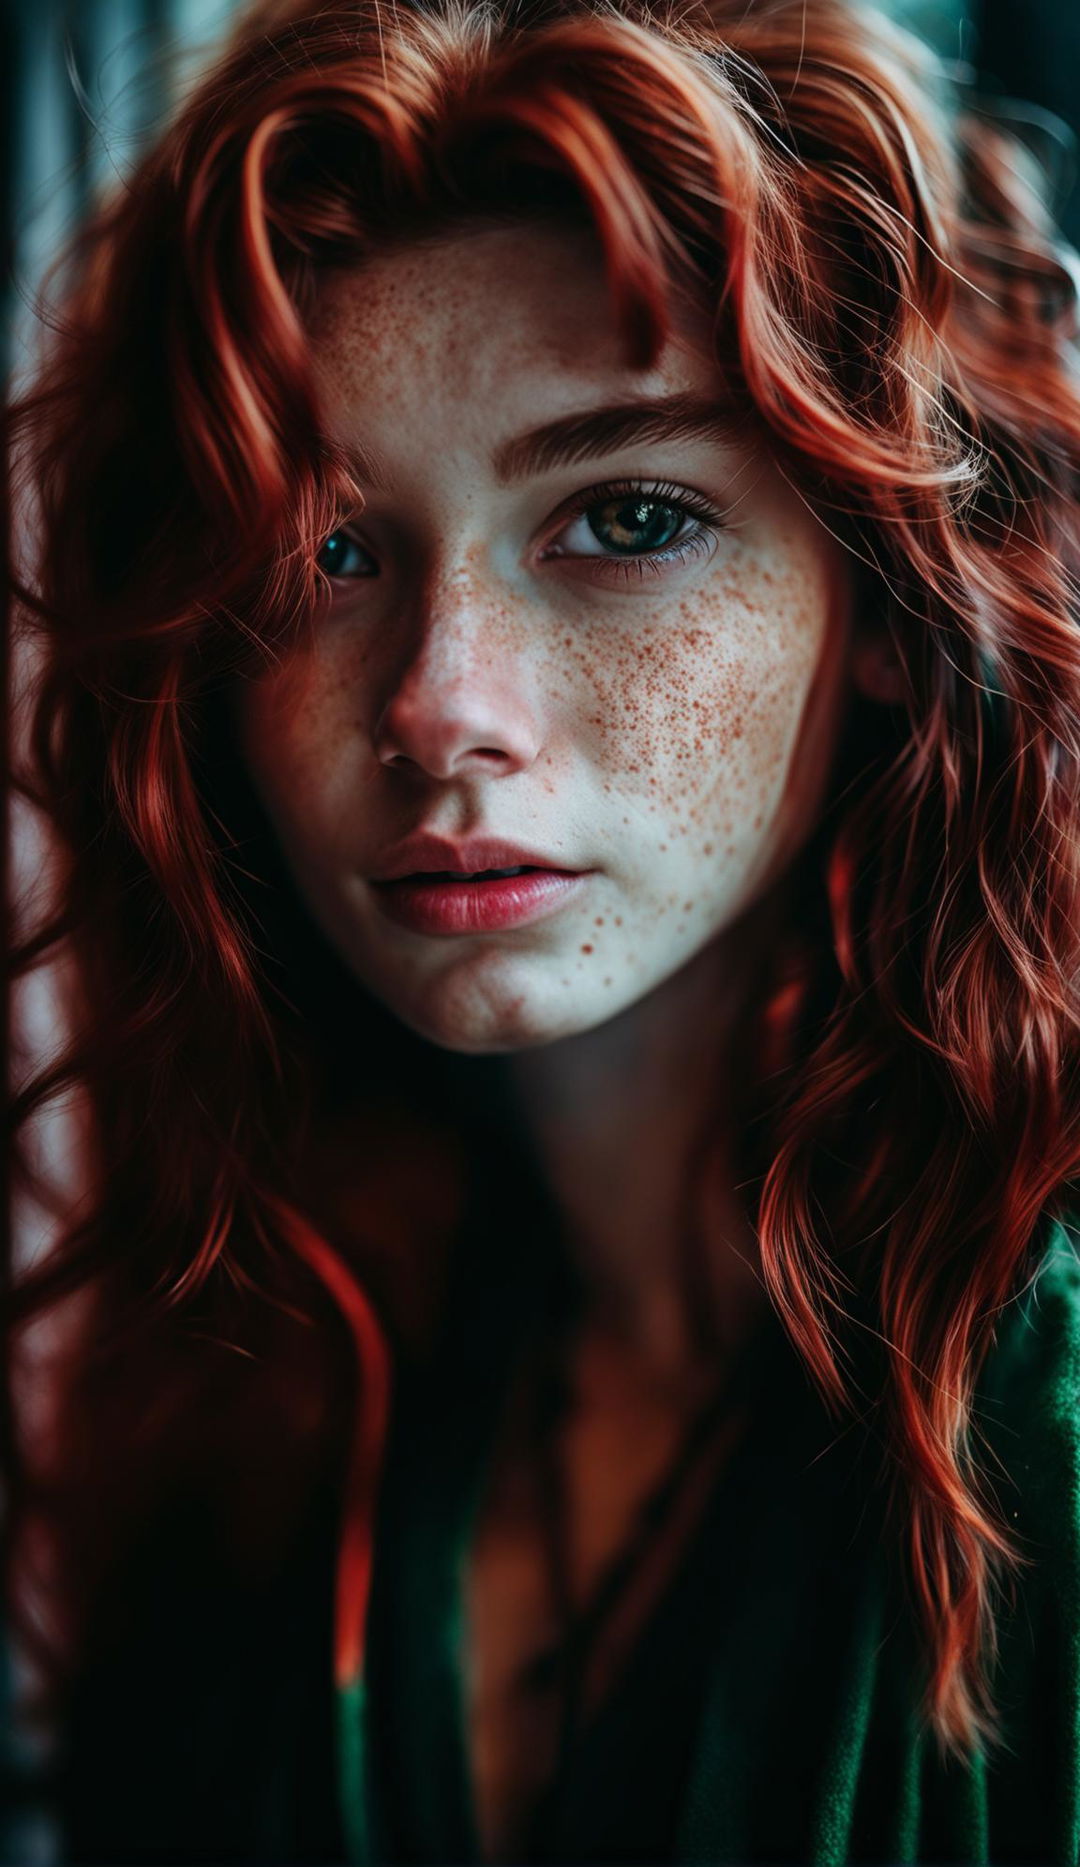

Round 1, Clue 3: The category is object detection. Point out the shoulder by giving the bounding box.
[982,1209,1080,1404]
[964,1212,1080,1859]
[976,1206,1080,1567]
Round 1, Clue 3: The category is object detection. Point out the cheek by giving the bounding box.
[553,552,826,850]
[236,642,371,856]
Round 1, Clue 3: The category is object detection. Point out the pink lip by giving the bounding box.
[372,869,588,936]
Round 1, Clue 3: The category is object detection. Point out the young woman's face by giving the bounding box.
[237,222,856,1053]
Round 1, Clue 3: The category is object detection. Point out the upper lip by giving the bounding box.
[370,834,584,883]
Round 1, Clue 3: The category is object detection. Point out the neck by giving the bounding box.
[498,925,771,1398]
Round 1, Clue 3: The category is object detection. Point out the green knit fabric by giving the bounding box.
[806,1570,885,1865]
[338,1212,1080,1864]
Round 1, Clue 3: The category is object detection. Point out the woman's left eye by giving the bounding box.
[541,481,727,579]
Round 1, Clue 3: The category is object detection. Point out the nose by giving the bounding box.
[372,575,543,781]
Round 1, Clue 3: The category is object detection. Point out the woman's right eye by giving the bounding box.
[316,529,378,579]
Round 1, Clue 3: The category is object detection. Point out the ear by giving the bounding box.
[849,625,908,707]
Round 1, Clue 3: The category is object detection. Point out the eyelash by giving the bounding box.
[316,478,730,588]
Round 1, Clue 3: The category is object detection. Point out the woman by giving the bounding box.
[7,0,1080,1859]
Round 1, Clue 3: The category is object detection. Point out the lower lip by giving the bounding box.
[371,869,589,936]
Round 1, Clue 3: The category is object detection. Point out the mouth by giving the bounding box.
[402,865,542,882]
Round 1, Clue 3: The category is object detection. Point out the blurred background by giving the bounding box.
[2,0,1078,1859]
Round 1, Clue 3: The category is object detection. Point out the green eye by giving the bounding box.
[316,530,376,578]
[587,498,685,555]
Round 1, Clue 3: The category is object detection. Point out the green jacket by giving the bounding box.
[54,1205,1080,1864]
[337,1212,1080,1865]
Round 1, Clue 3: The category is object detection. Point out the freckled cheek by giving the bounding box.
[548,607,814,825]
[713,643,818,796]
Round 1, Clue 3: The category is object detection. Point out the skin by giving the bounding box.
[235,220,901,1369]
[235,220,902,1857]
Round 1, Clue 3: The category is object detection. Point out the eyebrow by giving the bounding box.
[490,393,743,486]
[338,392,744,493]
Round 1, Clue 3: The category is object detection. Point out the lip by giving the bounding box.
[373,870,588,937]
[370,834,581,883]
[369,834,591,937]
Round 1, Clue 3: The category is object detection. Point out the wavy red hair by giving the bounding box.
[7,0,1080,1771]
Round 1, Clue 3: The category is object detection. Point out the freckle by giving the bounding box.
[659,844,667,852]
[603,976,612,986]
[682,901,694,911]
[614,916,623,926]
[594,917,604,926]
[581,944,593,954]
[703,843,714,856]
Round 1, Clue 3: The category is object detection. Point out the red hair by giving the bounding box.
[7,0,1080,1769]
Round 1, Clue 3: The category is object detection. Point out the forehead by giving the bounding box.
[305,221,724,438]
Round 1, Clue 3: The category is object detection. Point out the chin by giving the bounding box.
[385,952,614,1055]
